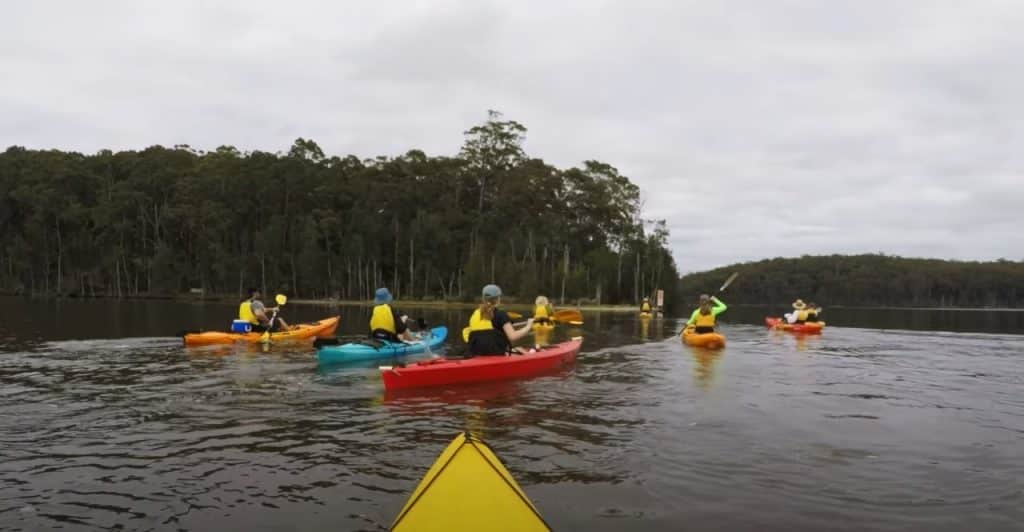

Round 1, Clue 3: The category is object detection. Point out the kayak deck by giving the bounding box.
[316,326,448,365]
[682,328,726,349]
[765,317,825,334]
[183,316,339,346]
[391,432,551,531]
[380,338,582,390]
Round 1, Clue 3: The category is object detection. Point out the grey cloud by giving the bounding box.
[2,0,1022,272]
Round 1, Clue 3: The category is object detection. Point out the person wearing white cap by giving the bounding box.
[462,284,534,355]
[785,299,809,324]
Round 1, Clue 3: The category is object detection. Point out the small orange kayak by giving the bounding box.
[183,316,339,347]
[765,317,825,334]
[681,327,726,349]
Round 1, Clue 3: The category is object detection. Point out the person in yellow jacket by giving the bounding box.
[533,295,554,324]
[369,287,414,343]
[463,284,534,355]
[785,299,809,324]
[239,288,289,332]
[640,297,653,314]
[805,302,822,323]
[686,294,727,334]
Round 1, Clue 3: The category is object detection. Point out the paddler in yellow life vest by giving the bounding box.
[369,287,414,343]
[463,284,534,356]
[238,288,289,332]
[533,295,554,324]
[686,294,727,334]
[786,299,809,324]
[805,302,822,323]
[640,297,653,314]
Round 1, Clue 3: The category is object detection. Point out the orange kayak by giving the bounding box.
[682,327,726,349]
[183,316,339,347]
[765,317,824,334]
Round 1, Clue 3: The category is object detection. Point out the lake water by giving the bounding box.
[1,297,1021,531]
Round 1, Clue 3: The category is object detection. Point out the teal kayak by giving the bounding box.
[316,326,447,366]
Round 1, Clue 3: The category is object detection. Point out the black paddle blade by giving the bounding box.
[416,317,427,330]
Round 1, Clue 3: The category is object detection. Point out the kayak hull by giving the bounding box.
[391,432,551,531]
[682,328,726,349]
[182,316,339,346]
[380,339,582,390]
[765,317,825,334]
[316,327,447,365]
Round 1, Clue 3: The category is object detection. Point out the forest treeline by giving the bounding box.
[0,111,680,306]
[679,254,1024,308]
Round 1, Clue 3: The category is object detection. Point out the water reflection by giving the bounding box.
[683,342,723,389]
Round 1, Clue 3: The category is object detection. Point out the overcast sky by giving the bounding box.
[2,1,1022,272]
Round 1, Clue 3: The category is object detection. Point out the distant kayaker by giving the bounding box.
[786,299,809,324]
[533,296,554,324]
[686,294,727,334]
[240,288,290,332]
[640,297,653,314]
[370,287,414,343]
[464,284,534,355]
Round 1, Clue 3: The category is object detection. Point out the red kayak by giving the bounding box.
[765,317,825,334]
[380,338,582,390]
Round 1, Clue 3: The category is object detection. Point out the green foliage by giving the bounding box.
[0,113,679,305]
[679,254,1024,308]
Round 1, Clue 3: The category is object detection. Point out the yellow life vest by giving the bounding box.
[533,305,550,320]
[238,300,258,324]
[693,310,715,328]
[462,308,494,342]
[640,302,652,313]
[795,309,809,322]
[370,304,397,334]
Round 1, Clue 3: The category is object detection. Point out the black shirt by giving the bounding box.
[490,308,511,333]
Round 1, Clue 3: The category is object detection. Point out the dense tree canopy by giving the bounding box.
[0,111,680,306]
[679,254,1024,308]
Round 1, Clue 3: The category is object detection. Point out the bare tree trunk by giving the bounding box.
[438,271,448,299]
[115,257,122,298]
[357,256,363,300]
[560,243,569,305]
[260,254,267,298]
[634,251,640,303]
[55,218,62,294]
[290,256,297,297]
[393,220,400,297]
[617,249,623,301]
[409,237,415,300]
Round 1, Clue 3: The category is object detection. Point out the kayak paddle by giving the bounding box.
[261,294,288,343]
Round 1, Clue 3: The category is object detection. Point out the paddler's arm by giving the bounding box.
[686,308,700,326]
[711,296,727,316]
[503,318,535,342]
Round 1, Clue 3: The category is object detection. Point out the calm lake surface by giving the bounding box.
[1,297,1021,531]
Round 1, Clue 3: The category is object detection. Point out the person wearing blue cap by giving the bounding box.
[369,287,413,342]
[462,284,534,355]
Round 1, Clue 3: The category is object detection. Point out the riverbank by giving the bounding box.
[287,298,643,313]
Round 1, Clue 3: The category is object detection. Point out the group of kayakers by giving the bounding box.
[239,284,822,349]
[680,294,825,336]
[372,284,571,356]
